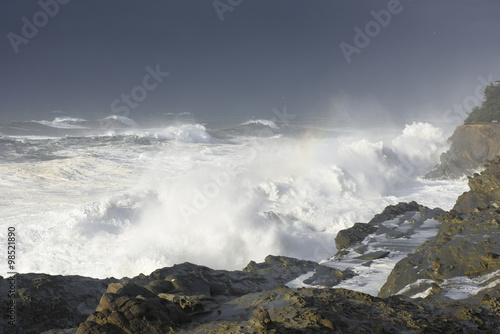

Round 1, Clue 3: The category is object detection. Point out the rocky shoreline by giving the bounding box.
[3,158,500,333]
[426,124,500,179]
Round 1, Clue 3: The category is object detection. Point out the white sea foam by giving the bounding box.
[103,115,139,127]
[145,124,211,143]
[0,123,469,279]
[390,122,448,176]
[98,123,211,143]
[164,112,192,116]
[33,116,88,129]
[53,117,86,123]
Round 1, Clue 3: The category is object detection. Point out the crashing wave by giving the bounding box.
[53,117,86,123]
[103,115,139,127]
[240,119,280,130]
[33,117,88,129]
[150,124,211,143]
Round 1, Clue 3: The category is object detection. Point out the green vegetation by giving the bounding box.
[465,80,500,123]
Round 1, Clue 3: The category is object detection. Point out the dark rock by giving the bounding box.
[76,282,190,334]
[430,283,442,294]
[480,252,500,270]
[0,256,320,333]
[182,287,500,333]
[144,280,175,295]
[333,249,350,259]
[0,273,118,334]
[354,251,390,261]
[454,157,500,214]
[368,201,421,225]
[74,256,322,333]
[157,294,218,315]
[242,255,319,282]
[303,266,355,287]
[354,245,368,254]
[334,223,377,250]
[334,202,444,253]
[250,307,273,331]
[147,255,319,297]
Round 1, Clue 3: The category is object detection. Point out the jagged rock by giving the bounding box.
[368,201,422,225]
[243,255,318,282]
[250,307,273,331]
[180,287,500,333]
[303,265,355,287]
[76,282,190,334]
[74,256,322,333]
[454,157,500,213]
[380,157,500,298]
[430,283,442,295]
[144,280,175,295]
[146,255,319,297]
[335,223,377,250]
[334,202,444,254]
[0,273,117,334]
[157,294,219,315]
[426,124,500,179]
[0,256,320,333]
[354,251,390,261]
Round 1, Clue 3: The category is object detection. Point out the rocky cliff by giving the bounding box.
[380,156,500,299]
[3,255,500,333]
[426,124,500,179]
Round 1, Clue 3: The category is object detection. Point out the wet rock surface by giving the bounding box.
[319,202,446,296]
[178,287,500,333]
[0,273,117,334]
[1,256,325,333]
[76,282,191,334]
[302,266,355,287]
[335,223,378,250]
[380,157,500,299]
[334,201,444,252]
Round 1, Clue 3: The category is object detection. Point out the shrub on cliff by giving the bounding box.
[465,80,500,123]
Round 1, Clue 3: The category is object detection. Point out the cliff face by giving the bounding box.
[380,156,500,299]
[426,124,500,179]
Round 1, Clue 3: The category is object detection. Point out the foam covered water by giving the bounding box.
[33,117,89,129]
[0,120,468,279]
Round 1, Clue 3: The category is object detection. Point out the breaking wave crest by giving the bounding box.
[33,117,88,129]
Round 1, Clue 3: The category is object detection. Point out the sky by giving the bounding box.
[1,0,499,126]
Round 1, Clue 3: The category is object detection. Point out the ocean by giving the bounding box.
[0,115,468,283]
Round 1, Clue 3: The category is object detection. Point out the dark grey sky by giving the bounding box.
[1,0,499,125]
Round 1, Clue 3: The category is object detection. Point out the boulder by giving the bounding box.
[76,282,190,334]
[303,266,355,287]
[335,223,377,250]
